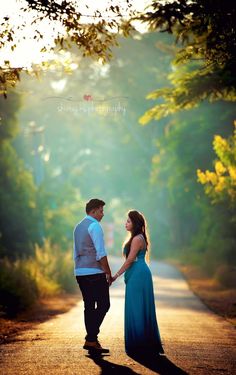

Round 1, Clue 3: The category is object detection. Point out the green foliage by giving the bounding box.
[25,240,77,296]
[0,91,21,141]
[147,101,235,268]
[0,240,76,317]
[0,93,40,259]
[0,67,22,98]
[137,0,236,122]
[0,258,38,317]
[130,1,236,277]
[0,1,133,95]
[140,0,236,66]
[194,204,236,275]
[197,122,236,206]
[215,265,236,288]
[22,0,129,62]
[0,143,39,259]
[39,183,83,250]
[140,66,236,124]
[0,0,132,69]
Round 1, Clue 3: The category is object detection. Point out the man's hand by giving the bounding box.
[106,273,113,286]
[99,256,112,284]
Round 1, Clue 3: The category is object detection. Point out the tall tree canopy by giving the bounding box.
[134,0,236,122]
[1,0,235,108]
[0,0,133,96]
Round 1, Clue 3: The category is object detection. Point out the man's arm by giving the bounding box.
[88,222,112,285]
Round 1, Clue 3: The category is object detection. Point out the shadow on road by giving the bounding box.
[86,353,139,374]
[86,352,188,375]
[127,353,189,375]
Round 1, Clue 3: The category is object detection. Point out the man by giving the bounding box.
[73,198,112,353]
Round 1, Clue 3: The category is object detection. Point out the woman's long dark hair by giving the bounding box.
[123,210,149,258]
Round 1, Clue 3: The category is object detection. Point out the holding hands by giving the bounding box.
[111,271,121,282]
[106,272,120,285]
[106,273,113,286]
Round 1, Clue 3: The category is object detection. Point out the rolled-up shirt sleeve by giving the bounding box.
[88,222,107,261]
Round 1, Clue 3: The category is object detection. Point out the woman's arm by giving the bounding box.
[113,236,143,280]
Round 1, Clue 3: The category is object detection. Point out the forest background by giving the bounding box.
[0,0,235,318]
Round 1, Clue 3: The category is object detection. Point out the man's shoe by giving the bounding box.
[95,340,110,353]
[83,340,109,353]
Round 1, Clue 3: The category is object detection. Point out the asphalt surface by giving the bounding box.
[0,257,236,374]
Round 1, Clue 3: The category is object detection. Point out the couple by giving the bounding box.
[73,198,164,356]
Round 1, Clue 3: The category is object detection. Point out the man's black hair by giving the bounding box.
[85,198,105,214]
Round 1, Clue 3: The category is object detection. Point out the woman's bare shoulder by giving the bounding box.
[132,235,143,244]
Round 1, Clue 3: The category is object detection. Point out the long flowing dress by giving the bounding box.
[124,241,164,355]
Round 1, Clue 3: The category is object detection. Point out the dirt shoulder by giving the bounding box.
[0,292,81,345]
[175,263,236,326]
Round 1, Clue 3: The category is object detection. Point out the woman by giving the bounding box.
[112,210,164,356]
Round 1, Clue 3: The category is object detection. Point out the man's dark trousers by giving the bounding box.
[76,273,110,342]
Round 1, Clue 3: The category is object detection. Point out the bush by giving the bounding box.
[0,258,38,317]
[0,240,77,317]
[25,240,77,296]
[25,242,61,297]
[215,264,236,288]
[56,250,77,293]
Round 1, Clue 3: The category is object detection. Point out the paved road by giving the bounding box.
[1,258,236,374]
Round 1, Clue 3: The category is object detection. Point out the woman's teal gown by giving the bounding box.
[124,245,164,355]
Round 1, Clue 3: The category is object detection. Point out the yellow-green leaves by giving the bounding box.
[197,122,236,205]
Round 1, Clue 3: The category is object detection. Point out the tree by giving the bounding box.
[132,0,236,122]
[0,93,40,259]
[197,121,236,206]
[0,0,133,95]
[1,0,236,106]
[147,100,236,271]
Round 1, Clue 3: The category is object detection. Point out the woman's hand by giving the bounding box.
[112,273,119,282]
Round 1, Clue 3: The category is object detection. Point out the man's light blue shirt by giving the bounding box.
[74,215,107,276]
